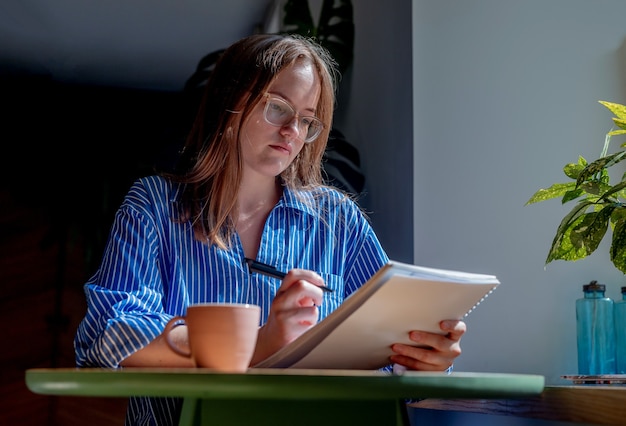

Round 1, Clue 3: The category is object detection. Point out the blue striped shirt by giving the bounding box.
[74,175,388,425]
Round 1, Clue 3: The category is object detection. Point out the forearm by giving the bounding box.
[249,324,282,366]
[120,326,194,368]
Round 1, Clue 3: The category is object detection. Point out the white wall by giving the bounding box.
[343,0,626,388]
[408,0,626,384]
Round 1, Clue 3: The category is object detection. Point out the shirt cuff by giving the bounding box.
[392,363,454,375]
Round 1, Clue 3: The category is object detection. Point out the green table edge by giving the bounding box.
[25,368,545,400]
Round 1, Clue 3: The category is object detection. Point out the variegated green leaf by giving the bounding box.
[564,160,586,179]
[612,118,626,131]
[577,153,624,185]
[546,214,588,262]
[600,181,626,201]
[579,181,601,196]
[547,208,611,264]
[600,100,626,120]
[562,188,585,203]
[526,182,575,205]
[569,207,613,252]
[578,181,612,198]
[611,207,626,223]
[611,218,626,273]
[546,201,593,262]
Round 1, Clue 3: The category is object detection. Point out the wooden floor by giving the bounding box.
[0,186,128,425]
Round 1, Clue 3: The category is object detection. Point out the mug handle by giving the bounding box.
[163,316,192,357]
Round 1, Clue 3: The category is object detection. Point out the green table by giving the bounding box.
[25,368,544,426]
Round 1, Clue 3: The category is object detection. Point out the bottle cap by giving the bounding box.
[583,280,605,292]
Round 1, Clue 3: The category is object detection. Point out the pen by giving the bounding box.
[243,258,333,293]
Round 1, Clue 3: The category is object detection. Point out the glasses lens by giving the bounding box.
[265,98,294,127]
[302,118,323,143]
[264,97,323,143]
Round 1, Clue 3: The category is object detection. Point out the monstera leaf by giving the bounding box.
[281,0,354,74]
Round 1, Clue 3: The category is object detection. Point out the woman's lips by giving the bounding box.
[270,143,292,155]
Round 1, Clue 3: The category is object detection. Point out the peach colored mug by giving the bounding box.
[164,303,261,372]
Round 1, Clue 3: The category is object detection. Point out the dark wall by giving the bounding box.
[0,74,190,425]
[2,74,188,274]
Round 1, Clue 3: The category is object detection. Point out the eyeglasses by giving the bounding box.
[263,94,324,143]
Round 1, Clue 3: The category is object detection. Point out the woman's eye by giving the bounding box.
[270,102,288,115]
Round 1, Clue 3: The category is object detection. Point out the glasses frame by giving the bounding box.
[262,94,324,143]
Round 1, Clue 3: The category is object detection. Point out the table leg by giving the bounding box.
[179,398,199,426]
[178,398,409,425]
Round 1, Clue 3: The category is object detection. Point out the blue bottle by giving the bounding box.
[615,286,626,374]
[576,281,616,375]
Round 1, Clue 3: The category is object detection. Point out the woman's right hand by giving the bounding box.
[250,269,327,365]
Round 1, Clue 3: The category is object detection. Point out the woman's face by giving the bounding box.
[240,60,321,182]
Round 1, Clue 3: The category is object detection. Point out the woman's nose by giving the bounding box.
[280,116,301,139]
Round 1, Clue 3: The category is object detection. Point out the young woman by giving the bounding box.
[74,33,466,425]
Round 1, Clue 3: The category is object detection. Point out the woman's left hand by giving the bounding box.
[389,319,466,371]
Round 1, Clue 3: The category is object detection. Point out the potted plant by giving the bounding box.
[526,101,626,273]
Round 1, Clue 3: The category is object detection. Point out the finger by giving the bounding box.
[259,305,319,352]
[406,330,463,360]
[390,355,442,371]
[278,269,325,292]
[276,281,324,308]
[389,346,454,371]
[406,330,450,349]
[270,305,319,343]
[286,305,320,327]
[440,320,467,341]
[276,271,326,307]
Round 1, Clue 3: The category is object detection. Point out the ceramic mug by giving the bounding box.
[164,303,261,372]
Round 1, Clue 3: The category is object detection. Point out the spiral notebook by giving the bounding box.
[253,260,500,370]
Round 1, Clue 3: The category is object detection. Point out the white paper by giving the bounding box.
[254,261,499,370]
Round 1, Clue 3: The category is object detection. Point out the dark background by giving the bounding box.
[1,74,188,425]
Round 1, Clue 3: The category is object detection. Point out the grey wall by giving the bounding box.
[0,0,273,90]
[344,0,626,388]
[410,0,626,384]
[336,0,415,263]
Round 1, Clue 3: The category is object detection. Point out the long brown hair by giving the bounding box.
[166,33,339,249]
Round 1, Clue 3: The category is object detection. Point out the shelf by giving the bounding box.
[410,385,626,425]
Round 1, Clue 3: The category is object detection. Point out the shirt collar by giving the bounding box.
[279,185,319,217]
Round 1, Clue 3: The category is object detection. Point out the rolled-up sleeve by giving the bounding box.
[74,183,174,367]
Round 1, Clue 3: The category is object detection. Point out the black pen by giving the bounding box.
[243,258,333,293]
